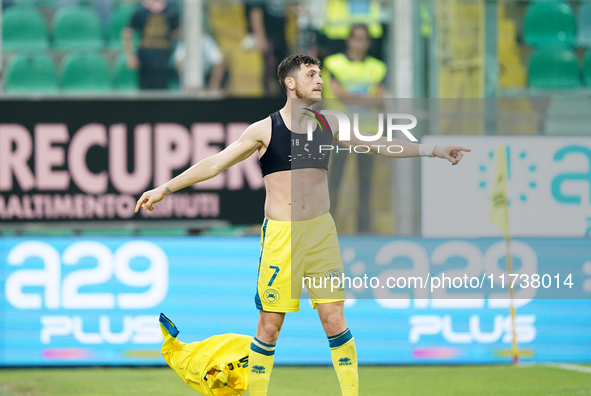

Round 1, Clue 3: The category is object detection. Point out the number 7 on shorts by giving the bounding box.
[268,266,280,286]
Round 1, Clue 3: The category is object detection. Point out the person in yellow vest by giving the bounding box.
[322,0,382,41]
[323,24,387,232]
[160,313,253,396]
[317,0,383,60]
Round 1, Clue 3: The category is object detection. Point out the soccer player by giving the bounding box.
[135,54,470,396]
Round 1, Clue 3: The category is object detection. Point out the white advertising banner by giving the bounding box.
[421,136,591,237]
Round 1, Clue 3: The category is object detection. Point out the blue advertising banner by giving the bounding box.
[1,236,590,366]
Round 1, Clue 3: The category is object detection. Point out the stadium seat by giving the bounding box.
[108,4,138,49]
[528,48,580,89]
[52,6,103,49]
[61,52,111,91]
[4,53,58,93]
[545,98,591,136]
[39,0,71,9]
[2,6,49,50]
[577,2,591,47]
[113,54,138,91]
[584,51,591,86]
[523,1,575,47]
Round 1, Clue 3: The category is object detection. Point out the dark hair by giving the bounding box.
[277,54,321,92]
[348,24,370,40]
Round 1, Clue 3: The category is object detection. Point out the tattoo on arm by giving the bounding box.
[165,186,172,195]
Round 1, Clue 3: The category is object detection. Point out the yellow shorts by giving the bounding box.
[254,212,346,313]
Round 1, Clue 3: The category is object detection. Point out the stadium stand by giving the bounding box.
[3,0,587,96]
[227,50,265,97]
[2,5,49,50]
[4,53,58,92]
[208,1,264,96]
[108,3,138,50]
[52,6,104,49]
[0,0,268,95]
[434,0,485,98]
[523,1,576,48]
[528,47,580,89]
[498,7,526,88]
[113,53,138,91]
[61,52,111,91]
[577,2,591,47]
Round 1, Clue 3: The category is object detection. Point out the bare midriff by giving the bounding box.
[262,168,330,221]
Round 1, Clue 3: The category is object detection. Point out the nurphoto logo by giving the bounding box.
[304,109,418,154]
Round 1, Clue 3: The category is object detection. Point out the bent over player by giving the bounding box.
[135,54,470,396]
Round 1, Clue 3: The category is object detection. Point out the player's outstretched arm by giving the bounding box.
[332,128,470,165]
[325,113,469,164]
[135,121,266,212]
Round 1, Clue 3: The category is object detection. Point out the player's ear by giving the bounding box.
[285,76,296,91]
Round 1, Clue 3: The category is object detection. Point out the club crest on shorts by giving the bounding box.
[263,289,280,304]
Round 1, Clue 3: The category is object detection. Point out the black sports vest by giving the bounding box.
[259,111,333,177]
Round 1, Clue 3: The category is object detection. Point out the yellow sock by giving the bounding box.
[329,328,358,396]
[248,337,276,396]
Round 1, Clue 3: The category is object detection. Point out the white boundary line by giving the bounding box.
[546,363,591,374]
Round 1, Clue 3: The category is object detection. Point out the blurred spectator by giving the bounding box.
[322,0,382,40]
[245,0,291,96]
[316,0,384,61]
[174,34,226,94]
[323,24,387,233]
[122,0,180,90]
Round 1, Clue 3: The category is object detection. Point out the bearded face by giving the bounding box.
[294,79,322,104]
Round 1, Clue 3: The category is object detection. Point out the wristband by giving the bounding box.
[418,144,436,158]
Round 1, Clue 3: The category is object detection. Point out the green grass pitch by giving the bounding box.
[0,365,590,396]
